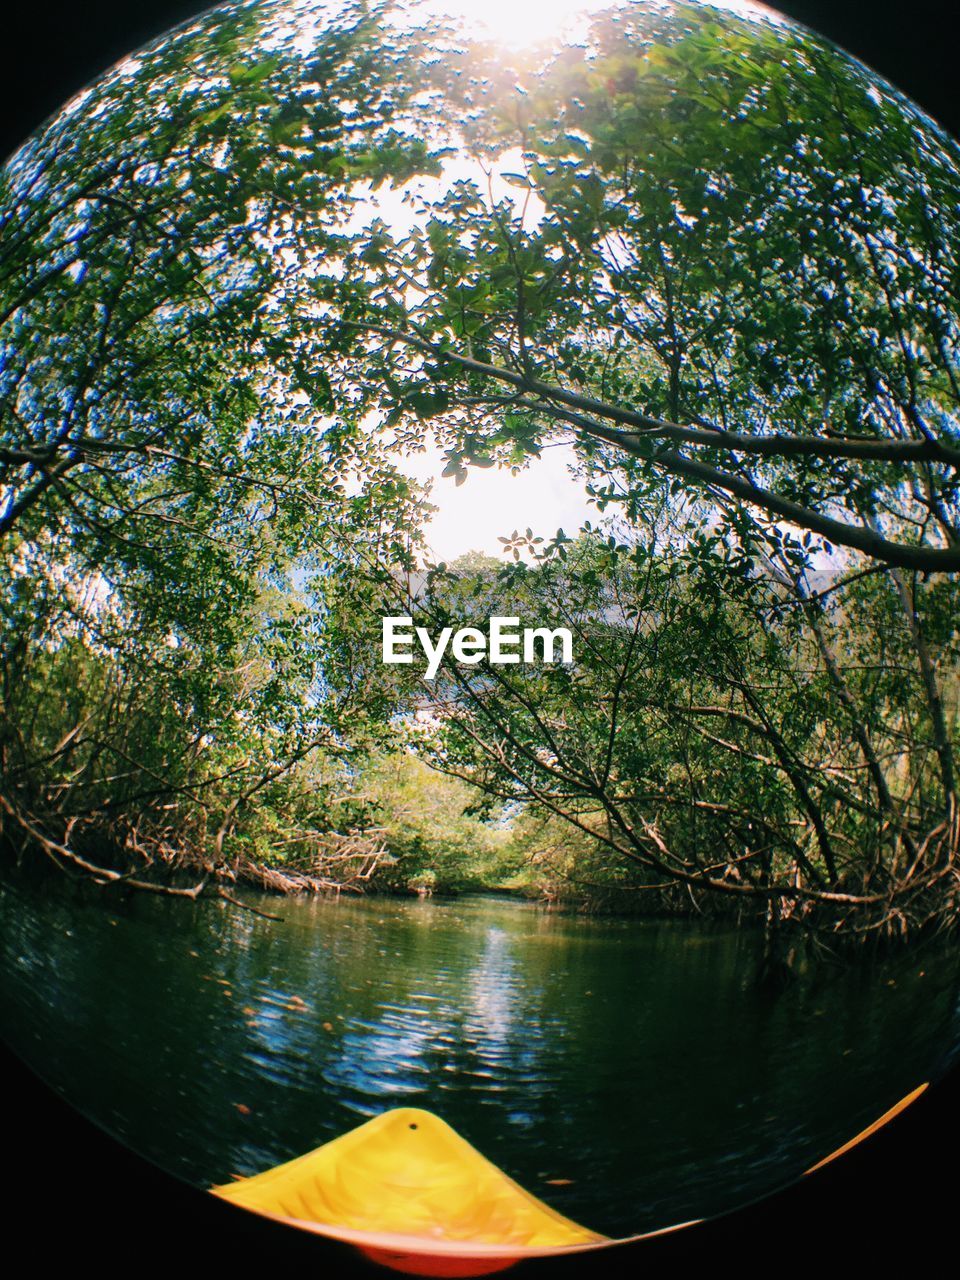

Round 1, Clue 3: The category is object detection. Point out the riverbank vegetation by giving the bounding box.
[1,0,957,947]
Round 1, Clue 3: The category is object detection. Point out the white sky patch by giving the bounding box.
[398,436,595,561]
[411,0,622,47]
[339,144,546,245]
[405,0,782,48]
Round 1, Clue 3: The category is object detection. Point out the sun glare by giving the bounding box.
[419,0,615,47]
[415,0,776,48]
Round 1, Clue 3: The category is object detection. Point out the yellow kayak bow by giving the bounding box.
[212,1106,611,1275]
[211,1086,927,1275]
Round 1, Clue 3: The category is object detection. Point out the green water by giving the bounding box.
[1,874,958,1236]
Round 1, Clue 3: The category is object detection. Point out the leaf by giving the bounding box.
[228,57,279,87]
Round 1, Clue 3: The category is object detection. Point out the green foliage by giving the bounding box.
[0,0,437,884]
[336,508,958,933]
[354,752,515,894]
[1,1,957,939]
[330,2,960,574]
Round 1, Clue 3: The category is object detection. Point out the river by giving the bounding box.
[2,874,958,1237]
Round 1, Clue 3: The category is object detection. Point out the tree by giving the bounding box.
[323,3,960,575]
[334,513,957,940]
[2,0,957,936]
[308,0,960,937]
[0,0,435,896]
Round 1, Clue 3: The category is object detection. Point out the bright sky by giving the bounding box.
[399,436,595,561]
[411,0,779,47]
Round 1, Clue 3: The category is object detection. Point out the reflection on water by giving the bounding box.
[1,874,959,1236]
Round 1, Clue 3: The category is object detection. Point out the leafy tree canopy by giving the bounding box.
[1,0,958,939]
